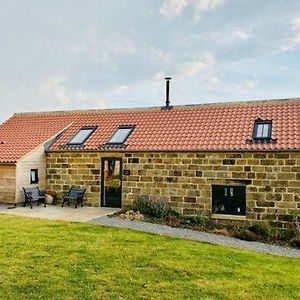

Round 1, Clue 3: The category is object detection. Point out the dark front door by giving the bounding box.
[212,185,246,216]
[101,158,122,208]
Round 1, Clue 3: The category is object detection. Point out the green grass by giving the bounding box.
[0,215,299,300]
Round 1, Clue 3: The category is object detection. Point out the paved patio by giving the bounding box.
[0,204,120,222]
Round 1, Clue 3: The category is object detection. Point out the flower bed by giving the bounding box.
[116,196,300,249]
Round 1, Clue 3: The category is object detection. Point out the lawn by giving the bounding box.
[0,215,299,300]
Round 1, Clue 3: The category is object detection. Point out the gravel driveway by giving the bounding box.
[90,216,300,258]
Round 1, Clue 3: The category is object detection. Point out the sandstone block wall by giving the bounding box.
[46,151,300,225]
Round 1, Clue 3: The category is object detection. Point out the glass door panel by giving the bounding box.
[101,158,122,208]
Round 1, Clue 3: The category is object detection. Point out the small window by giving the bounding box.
[107,126,134,145]
[67,126,97,145]
[212,185,246,216]
[253,119,272,140]
[30,169,39,184]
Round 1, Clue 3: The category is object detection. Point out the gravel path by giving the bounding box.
[89,216,300,258]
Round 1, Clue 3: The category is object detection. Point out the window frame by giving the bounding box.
[106,125,135,145]
[66,126,97,146]
[212,185,246,216]
[252,119,272,140]
[30,169,39,184]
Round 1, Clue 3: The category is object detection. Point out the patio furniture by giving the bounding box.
[62,187,86,209]
[23,187,46,209]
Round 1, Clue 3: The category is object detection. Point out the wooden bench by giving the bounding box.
[23,187,46,209]
[62,187,86,209]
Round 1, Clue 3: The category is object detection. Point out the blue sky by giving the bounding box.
[1,0,300,122]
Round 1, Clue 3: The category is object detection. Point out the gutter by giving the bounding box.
[0,162,17,165]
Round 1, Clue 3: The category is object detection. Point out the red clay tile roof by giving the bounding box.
[0,115,72,163]
[0,98,299,163]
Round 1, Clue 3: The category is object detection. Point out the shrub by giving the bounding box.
[214,228,230,236]
[234,229,260,241]
[165,215,180,227]
[150,200,171,219]
[291,236,300,248]
[132,196,178,219]
[133,196,152,215]
[249,222,272,242]
[277,228,294,241]
[293,227,300,237]
[205,220,225,231]
[186,215,208,226]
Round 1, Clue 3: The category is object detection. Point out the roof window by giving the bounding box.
[107,126,134,145]
[67,126,97,145]
[253,119,272,140]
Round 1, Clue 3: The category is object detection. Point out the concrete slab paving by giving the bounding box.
[0,205,120,222]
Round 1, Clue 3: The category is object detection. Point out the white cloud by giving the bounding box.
[280,17,300,52]
[160,0,188,18]
[153,71,167,80]
[111,85,130,96]
[186,28,251,47]
[231,29,251,40]
[234,80,258,90]
[175,53,216,77]
[243,80,258,89]
[150,47,171,64]
[67,44,87,54]
[40,74,107,107]
[68,28,136,64]
[291,18,300,31]
[207,76,219,85]
[160,0,226,20]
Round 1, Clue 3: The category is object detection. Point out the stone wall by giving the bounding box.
[46,151,300,225]
[46,152,122,206]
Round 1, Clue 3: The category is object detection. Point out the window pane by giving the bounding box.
[30,169,38,184]
[31,171,36,182]
[212,185,246,216]
[108,128,133,144]
[262,124,269,138]
[256,124,263,138]
[68,128,94,144]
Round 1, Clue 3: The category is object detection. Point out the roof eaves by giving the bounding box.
[46,147,300,153]
[0,161,17,165]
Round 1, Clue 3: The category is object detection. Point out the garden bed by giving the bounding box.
[116,196,300,249]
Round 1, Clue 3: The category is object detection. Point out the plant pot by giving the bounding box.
[45,194,54,204]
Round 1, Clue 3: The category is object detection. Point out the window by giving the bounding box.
[212,185,246,216]
[107,126,134,145]
[30,169,39,184]
[67,126,97,145]
[253,119,272,140]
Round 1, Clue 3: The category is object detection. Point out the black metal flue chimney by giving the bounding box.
[162,77,173,110]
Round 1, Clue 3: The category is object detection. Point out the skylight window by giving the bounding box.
[67,126,97,145]
[107,126,134,145]
[253,119,272,140]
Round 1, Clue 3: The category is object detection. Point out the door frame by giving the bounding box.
[100,157,123,208]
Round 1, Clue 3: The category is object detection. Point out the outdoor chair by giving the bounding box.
[62,187,86,209]
[23,187,46,209]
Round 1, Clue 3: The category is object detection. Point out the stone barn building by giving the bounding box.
[0,98,299,225]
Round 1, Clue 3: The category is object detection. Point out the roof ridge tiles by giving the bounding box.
[12,97,300,117]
